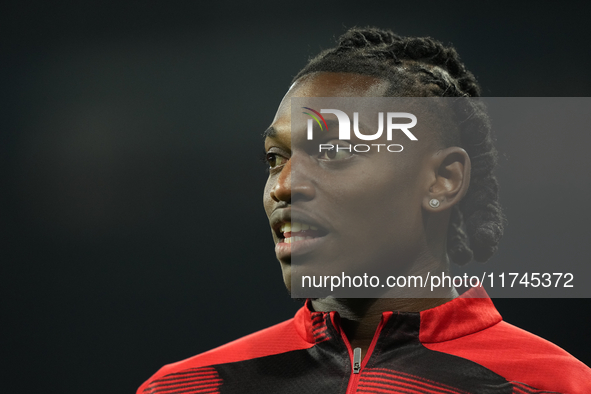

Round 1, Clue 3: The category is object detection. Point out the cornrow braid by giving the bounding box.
[292,27,505,265]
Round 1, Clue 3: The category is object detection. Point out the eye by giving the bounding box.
[318,141,354,161]
[265,152,288,168]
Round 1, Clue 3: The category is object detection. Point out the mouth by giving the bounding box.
[270,210,329,260]
[278,221,327,244]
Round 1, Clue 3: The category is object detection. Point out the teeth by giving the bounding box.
[280,221,316,235]
[280,222,291,233]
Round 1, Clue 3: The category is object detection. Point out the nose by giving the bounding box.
[270,156,315,203]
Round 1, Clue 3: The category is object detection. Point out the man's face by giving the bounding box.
[263,72,437,294]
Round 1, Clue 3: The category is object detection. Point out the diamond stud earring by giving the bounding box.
[429,199,440,208]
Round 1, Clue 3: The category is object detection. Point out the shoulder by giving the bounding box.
[424,319,591,393]
[136,316,312,394]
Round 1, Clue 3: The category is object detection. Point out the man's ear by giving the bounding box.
[423,147,471,211]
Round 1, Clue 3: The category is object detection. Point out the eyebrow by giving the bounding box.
[262,119,341,140]
[263,126,276,139]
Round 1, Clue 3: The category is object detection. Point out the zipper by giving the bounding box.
[337,312,392,394]
[353,348,362,373]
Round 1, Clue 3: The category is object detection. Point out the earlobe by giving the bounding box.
[424,147,471,211]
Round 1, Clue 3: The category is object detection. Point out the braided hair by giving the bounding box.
[292,27,505,265]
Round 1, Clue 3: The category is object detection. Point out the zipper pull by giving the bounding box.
[353,347,361,374]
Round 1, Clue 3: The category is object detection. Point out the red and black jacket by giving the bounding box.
[138,288,591,393]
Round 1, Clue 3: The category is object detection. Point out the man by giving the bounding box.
[138,27,591,393]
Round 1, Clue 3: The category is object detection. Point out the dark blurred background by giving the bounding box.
[2,1,590,393]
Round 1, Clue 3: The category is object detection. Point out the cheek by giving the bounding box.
[338,164,424,236]
[349,182,424,265]
[364,182,419,230]
[262,177,274,216]
[375,170,424,224]
[369,170,427,254]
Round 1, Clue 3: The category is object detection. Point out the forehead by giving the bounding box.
[287,72,391,98]
[268,73,391,143]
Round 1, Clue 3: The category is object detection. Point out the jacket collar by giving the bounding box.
[294,286,501,345]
